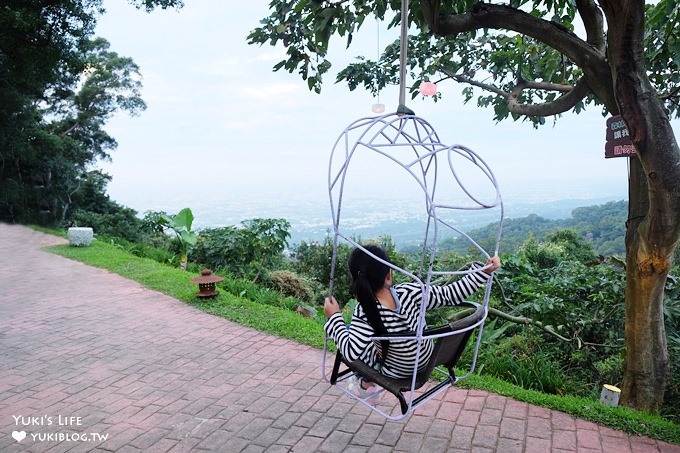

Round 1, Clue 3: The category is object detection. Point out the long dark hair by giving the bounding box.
[348,244,390,365]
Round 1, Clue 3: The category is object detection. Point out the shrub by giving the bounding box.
[290,234,408,307]
[291,237,352,303]
[593,354,624,389]
[478,334,573,395]
[70,209,144,243]
[220,276,300,312]
[268,270,314,301]
[191,218,290,281]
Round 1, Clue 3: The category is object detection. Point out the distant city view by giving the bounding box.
[112,185,628,248]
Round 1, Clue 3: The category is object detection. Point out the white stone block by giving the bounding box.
[67,227,94,246]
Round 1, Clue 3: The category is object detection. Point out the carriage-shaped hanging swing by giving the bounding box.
[321,111,504,420]
[319,0,503,419]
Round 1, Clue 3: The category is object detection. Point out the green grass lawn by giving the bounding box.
[48,236,680,445]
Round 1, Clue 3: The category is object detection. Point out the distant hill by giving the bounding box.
[182,194,628,254]
[440,200,627,256]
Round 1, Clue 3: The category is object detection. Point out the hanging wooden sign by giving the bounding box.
[605,115,635,158]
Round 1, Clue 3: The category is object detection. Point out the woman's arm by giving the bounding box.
[324,297,375,362]
[426,256,501,309]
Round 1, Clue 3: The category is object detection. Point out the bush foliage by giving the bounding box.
[190,218,290,282]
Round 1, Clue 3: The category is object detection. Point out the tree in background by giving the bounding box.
[69,170,145,242]
[248,0,680,412]
[0,0,183,224]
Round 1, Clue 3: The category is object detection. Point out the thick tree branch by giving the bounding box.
[60,121,80,137]
[659,85,680,102]
[420,0,440,32]
[440,68,591,117]
[576,0,606,52]
[437,3,601,69]
[434,2,616,110]
[439,68,507,97]
[487,306,573,342]
[508,77,591,116]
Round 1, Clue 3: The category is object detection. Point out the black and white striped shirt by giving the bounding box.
[324,266,489,379]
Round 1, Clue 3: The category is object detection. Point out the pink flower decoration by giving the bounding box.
[419,81,437,97]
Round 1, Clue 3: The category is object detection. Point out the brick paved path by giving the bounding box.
[0,223,678,452]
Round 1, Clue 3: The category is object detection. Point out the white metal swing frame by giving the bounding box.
[321,112,504,419]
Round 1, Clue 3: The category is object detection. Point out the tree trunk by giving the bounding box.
[600,0,680,412]
[622,158,670,412]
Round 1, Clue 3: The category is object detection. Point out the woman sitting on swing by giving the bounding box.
[324,244,501,400]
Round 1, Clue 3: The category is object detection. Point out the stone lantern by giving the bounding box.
[191,269,224,299]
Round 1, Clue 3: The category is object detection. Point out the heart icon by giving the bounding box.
[12,431,26,442]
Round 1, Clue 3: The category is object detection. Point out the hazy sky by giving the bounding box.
[94,1,669,220]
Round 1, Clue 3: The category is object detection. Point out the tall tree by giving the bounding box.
[248,0,680,412]
[43,37,148,223]
[0,0,183,223]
